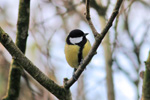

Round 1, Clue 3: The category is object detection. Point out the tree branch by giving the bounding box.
[64,0,123,89]
[0,0,123,98]
[0,27,71,100]
[85,0,99,37]
[142,51,150,100]
[3,0,30,100]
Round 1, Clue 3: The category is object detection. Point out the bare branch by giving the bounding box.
[142,51,150,100]
[3,0,30,99]
[0,27,71,100]
[64,0,123,89]
[85,0,99,37]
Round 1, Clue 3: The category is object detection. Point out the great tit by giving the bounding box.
[65,29,91,73]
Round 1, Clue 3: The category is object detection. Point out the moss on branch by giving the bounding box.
[0,28,72,100]
[3,0,30,100]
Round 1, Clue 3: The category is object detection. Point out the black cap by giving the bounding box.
[69,29,84,38]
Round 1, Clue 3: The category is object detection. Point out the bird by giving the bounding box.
[65,29,91,77]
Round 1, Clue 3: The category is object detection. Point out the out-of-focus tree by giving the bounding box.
[0,0,150,100]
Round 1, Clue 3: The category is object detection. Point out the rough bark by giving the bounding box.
[3,0,30,100]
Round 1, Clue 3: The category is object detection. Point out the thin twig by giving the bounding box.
[22,72,37,100]
[64,0,123,89]
[85,0,99,37]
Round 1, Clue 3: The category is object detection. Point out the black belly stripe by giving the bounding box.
[78,46,84,65]
[66,35,87,66]
[77,37,87,66]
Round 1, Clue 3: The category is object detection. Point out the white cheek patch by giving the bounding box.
[69,37,83,44]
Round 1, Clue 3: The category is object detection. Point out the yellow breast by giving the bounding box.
[65,40,91,69]
[83,40,91,59]
[65,44,79,68]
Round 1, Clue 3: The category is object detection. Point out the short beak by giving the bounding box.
[84,33,89,36]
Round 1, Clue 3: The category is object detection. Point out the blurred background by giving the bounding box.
[0,0,150,100]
